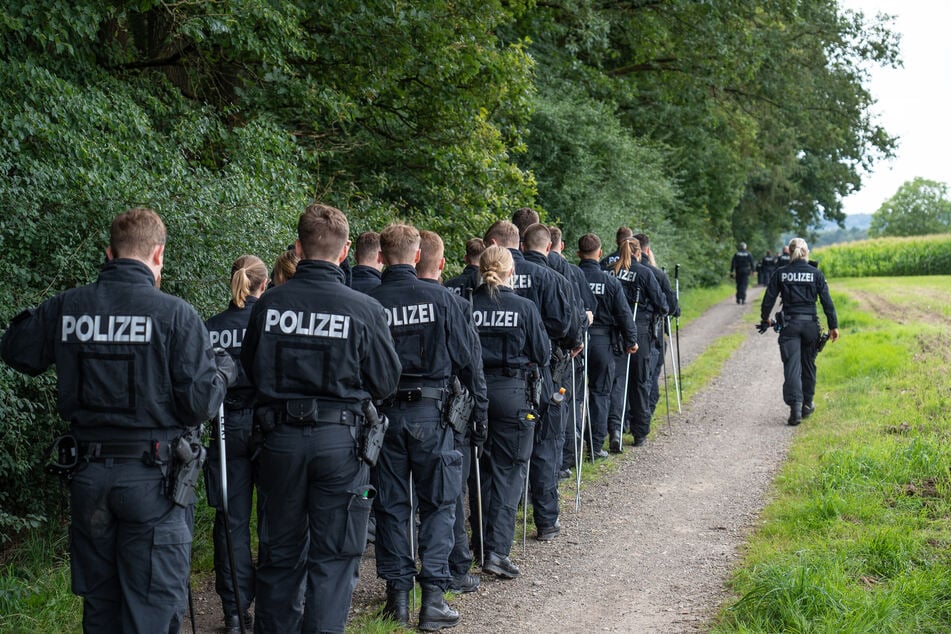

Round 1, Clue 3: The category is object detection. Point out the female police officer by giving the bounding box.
[759,237,839,425]
[472,245,551,580]
[204,254,268,632]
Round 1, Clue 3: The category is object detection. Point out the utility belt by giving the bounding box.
[46,429,205,507]
[785,313,818,322]
[484,366,531,379]
[588,325,614,336]
[379,386,447,408]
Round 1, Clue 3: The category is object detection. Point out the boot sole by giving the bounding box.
[418,616,461,631]
[482,562,519,579]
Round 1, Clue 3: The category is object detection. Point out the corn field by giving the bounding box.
[812,234,951,277]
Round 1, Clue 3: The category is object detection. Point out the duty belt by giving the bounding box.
[79,440,168,463]
[388,386,446,404]
[785,313,818,322]
[588,326,613,335]
[279,399,362,427]
[484,367,530,379]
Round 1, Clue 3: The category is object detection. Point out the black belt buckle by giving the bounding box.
[399,388,422,403]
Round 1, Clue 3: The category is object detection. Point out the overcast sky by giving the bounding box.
[837,0,951,215]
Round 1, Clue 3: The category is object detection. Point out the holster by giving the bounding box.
[550,347,571,387]
[816,331,831,355]
[359,400,389,466]
[773,311,785,333]
[528,365,543,413]
[45,434,80,483]
[166,428,206,507]
[443,376,475,435]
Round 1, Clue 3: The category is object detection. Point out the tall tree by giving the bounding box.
[869,178,951,237]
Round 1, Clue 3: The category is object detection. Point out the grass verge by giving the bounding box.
[712,276,951,633]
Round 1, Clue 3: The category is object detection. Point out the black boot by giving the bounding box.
[609,430,623,454]
[418,583,460,631]
[788,402,802,426]
[802,402,815,418]
[382,585,410,627]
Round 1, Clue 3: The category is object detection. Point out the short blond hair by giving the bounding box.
[417,230,444,277]
[379,223,421,264]
[298,203,349,260]
[483,220,519,249]
[110,208,166,260]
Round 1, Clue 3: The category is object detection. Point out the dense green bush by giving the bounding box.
[813,235,951,278]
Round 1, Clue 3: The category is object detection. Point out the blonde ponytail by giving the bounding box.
[229,255,268,308]
[788,238,809,262]
[479,245,514,297]
[613,238,641,276]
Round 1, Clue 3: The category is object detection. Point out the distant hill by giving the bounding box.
[820,213,872,231]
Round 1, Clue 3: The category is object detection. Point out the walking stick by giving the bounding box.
[661,343,672,435]
[409,475,416,614]
[618,289,639,450]
[667,315,681,414]
[472,444,484,568]
[576,332,591,511]
[674,264,683,403]
[217,403,246,634]
[522,458,531,557]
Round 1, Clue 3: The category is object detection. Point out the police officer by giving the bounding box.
[730,242,756,304]
[444,237,486,299]
[472,245,551,579]
[241,203,401,634]
[483,220,574,541]
[777,245,791,268]
[633,233,680,419]
[416,230,489,595]
[368,224,486,631]
[759,238,839,425]
[1,207,235,633]
[577,234,639,454]
[350,230,383,293]
[204,254,268,633]
[608,237,668,447]
[758,250,777,286]
[600,226,633,271]
[270,248,299,286]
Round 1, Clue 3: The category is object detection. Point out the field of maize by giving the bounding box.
[812,234,951,277]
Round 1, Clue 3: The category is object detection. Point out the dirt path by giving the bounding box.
[188,285,798,633]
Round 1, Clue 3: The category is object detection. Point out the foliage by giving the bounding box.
[813,235,951,277]
[714,279,951,633]
[869,178,951,238]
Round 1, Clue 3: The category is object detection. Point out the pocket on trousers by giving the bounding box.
[339,485,376,556]
[203,460,223,510]
[432,450,463,506]
[149,522,192,605]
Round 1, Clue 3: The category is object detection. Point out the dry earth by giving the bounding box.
[187,285,799,633]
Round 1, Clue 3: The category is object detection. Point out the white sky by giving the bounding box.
[838,0,951,215]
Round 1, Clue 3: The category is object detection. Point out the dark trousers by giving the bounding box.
[735,271,751,302]
[255,423,371,634]
[70,460,193,634]
[530,383,563,530]
[204,407,256,618]
[374,401,462,591]
[607,343,629,435]
[449,432,475,577]
[586,333,616,450]
[617,323,653,440]
[779,319,820,406]
[648,334,666,416]
[481,376,534,557]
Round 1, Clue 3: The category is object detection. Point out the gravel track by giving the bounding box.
[187,285,798,633]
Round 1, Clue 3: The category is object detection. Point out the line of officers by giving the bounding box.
[0,205,679,634]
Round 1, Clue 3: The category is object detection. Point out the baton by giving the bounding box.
[218,403,246,634]
[674,265,683,403]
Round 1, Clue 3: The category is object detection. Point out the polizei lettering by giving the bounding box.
[384,303,436,327]
[264,309,351,339]
[613,269,637,282]
[209,328,245,349]
[61,315,153,343]
[588,282,606,295]
[472,310,520,328]
[781,272,814,283]
[510,274,532,290]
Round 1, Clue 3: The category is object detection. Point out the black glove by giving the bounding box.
[470,417,488,456]
[756,320,770,335]
[214,348,238,387]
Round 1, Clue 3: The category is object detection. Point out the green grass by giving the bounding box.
[713,276,951,634]
[678,282,734,328]
[812,234,951,277]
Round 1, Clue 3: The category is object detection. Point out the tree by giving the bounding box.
[869,178,951,237]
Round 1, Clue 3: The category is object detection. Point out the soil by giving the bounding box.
[186,285,798,633]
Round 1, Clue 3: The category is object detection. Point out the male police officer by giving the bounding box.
[350,230,383,293]
[444,237,485,299]
[1,207,236,633]
[241,203,401,634]
[416,230,488,595]
[369,224,486,631]
[483,219,575,541]
[730,242,756,304]
[577,234,639,454]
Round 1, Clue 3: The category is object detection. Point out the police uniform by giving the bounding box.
[760,259,838,418]
[1,258,230,633]
[241,259,401,634]
[731,248,755,304]
[607,259,668,443]
[472,284,550,570]
[418,277,489,589]
[578,259,637,452]
[367,265,485,599]
[509,248,575,535]
[444,264,481,299]
[599,250,620,271]
[204,296,258,625]
[350,264,382,293]
[642,259,679,417]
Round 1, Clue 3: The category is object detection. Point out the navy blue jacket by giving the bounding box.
[579,259,637,348]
